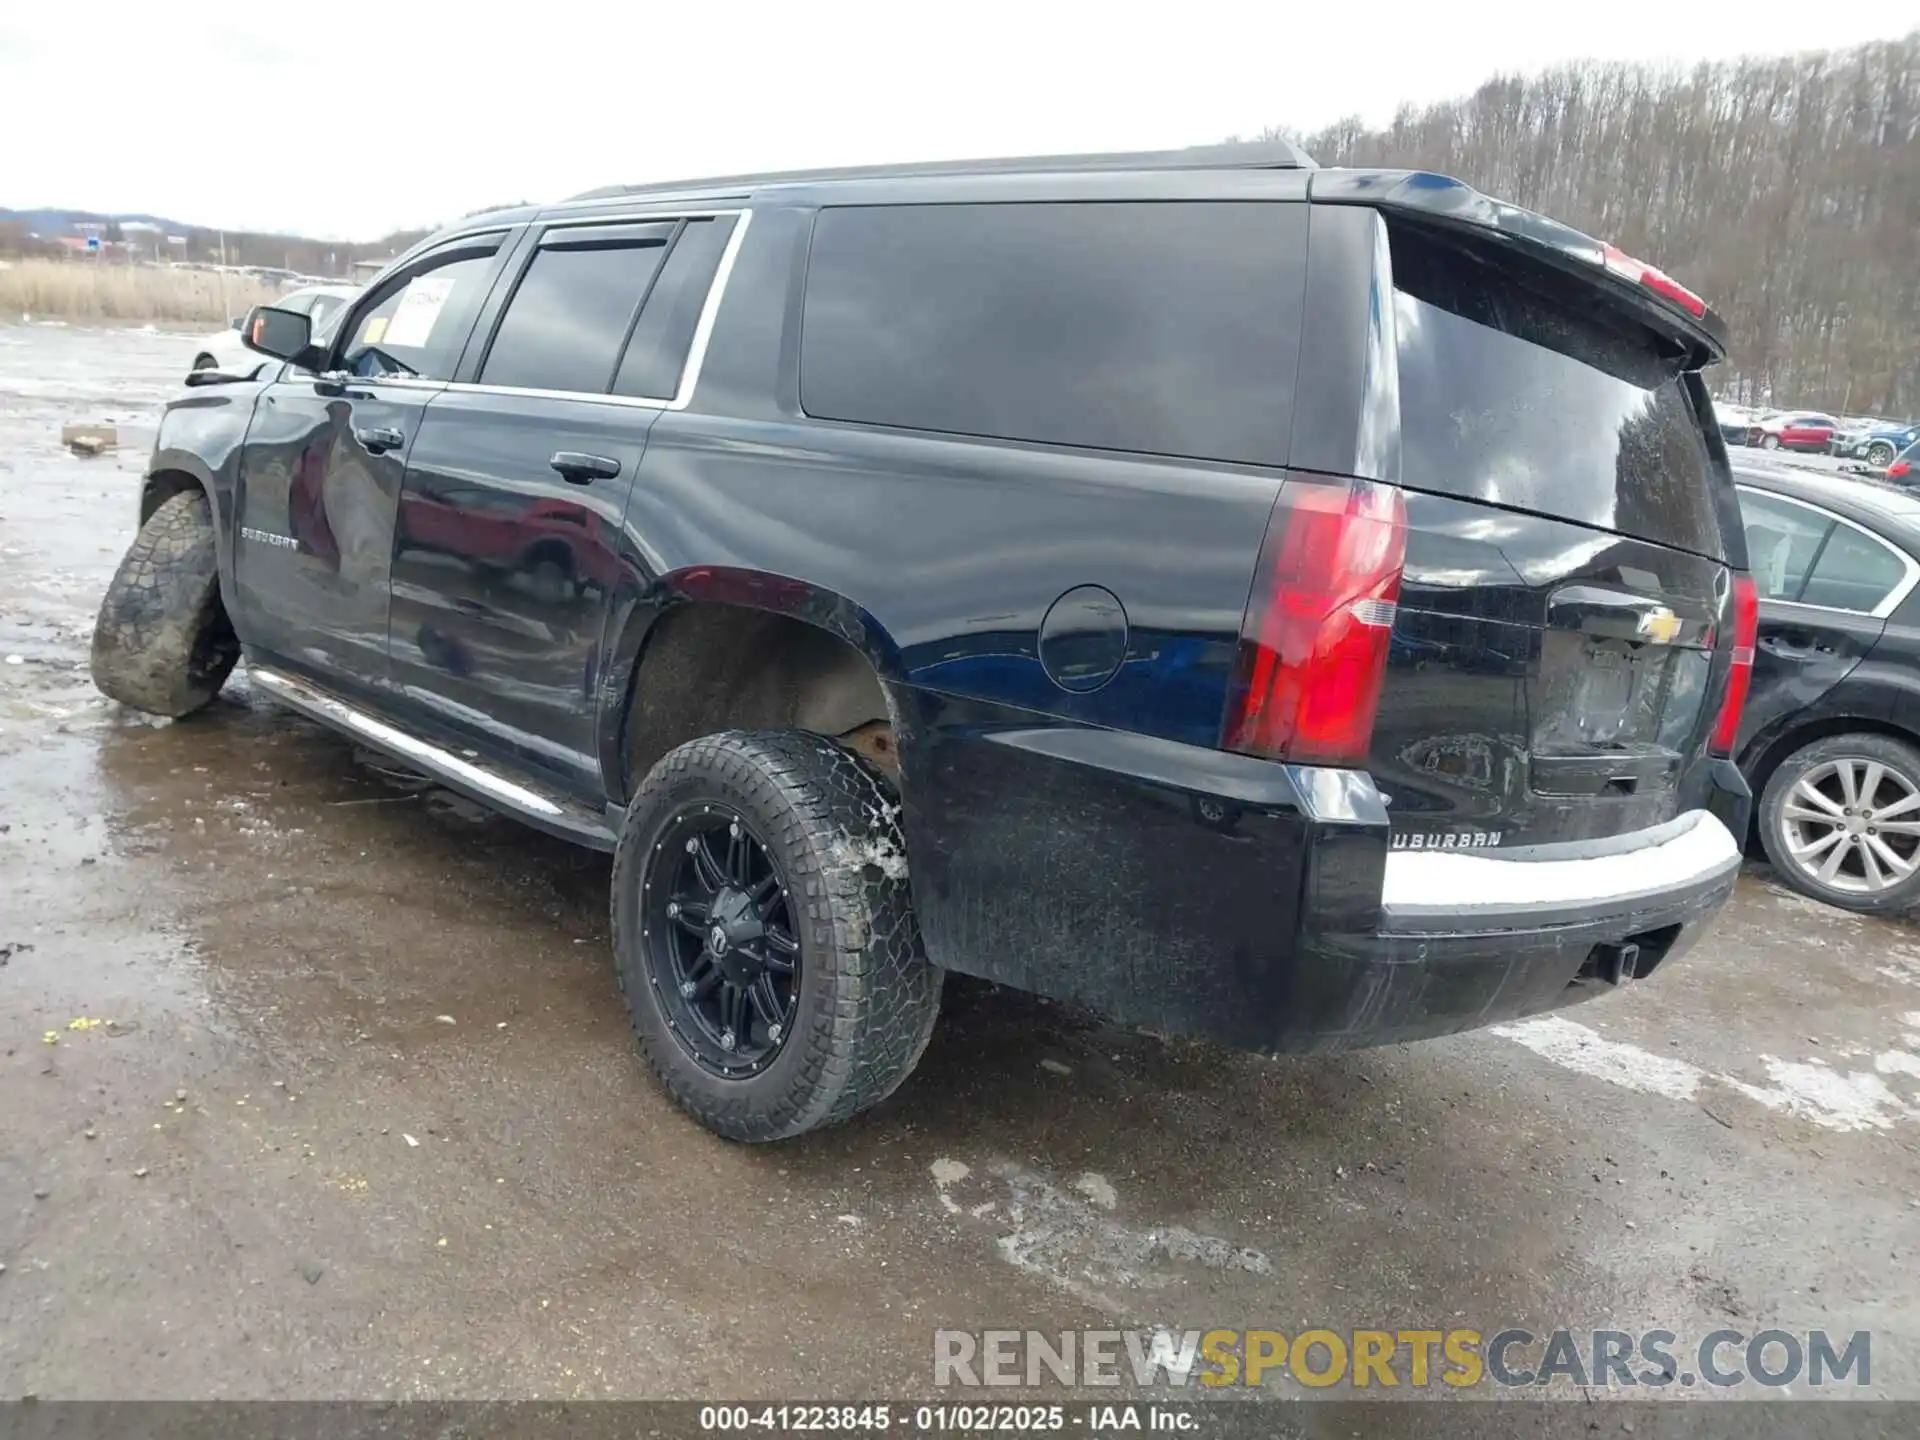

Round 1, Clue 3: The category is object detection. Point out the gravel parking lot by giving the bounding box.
[3,325,1919,1420]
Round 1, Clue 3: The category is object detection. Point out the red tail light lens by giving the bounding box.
[1225,478,1407,766]
[1891,459,1912,480]
[1599,242,1708,318]
[1709,574,1758,756]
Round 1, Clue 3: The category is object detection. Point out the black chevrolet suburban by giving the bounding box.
[90,143,1754,1140]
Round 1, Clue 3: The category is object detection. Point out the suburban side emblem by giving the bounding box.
[1390,830,1504,850]
[241,526,298,551]
[1635,606,1683,645]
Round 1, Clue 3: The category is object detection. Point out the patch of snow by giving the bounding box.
[1491,1015,1706,1102]
[1726,1059,1916,1132]
[1494,1016,1920,1133]
[834,832,909,881]
[1073,1172,1118,1210]
[1873,1050,1920,1080]
[987,1161,1268,1313]
[930,1157,969,1213]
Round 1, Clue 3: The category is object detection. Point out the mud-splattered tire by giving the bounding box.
[612,730,941,1142]
[89,489,239,717]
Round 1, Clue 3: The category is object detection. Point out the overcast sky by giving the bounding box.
[2,1,1913,240]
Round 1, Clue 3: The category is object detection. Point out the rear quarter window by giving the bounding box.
[1391,226,1727,559]
[800,201,1307,468]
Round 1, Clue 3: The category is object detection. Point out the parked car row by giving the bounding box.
[1714,402,1918,464]
[1837,420,1920,468]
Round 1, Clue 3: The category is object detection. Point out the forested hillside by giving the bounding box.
[1275,33,1918,415]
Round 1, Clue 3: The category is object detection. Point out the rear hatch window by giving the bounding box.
[1390,224,1729,561]
[1365,221,1738,850]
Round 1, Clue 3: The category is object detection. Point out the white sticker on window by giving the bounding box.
[382,275,458,349]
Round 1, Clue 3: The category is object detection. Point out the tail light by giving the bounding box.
[1600,242,1708,318]
[1890,459,1912,481]
[1225,477,1407,766]
[1709,575,1758,756]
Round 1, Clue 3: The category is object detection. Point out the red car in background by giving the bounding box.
[1749,411,1839,452]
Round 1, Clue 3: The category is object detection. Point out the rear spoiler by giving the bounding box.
[1309,169,1728,369]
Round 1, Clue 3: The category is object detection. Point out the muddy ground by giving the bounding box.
[2,324,1918,1421]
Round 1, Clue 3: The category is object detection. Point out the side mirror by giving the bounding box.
[242,305,323,367]
[186,366,258,387]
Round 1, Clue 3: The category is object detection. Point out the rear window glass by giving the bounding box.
[800,201,1306,467]
[1391,227,1726,558]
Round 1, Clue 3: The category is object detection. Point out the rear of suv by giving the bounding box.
[90,145,1752,1140]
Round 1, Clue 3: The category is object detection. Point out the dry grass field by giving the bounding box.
[0,259,280,324]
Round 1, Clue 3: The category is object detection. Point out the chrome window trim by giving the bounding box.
[1735,483,1920,620]
[441,208,751,412]
[440,381,669,412]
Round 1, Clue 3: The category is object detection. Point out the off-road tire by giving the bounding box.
[612,730,941,1141]
[89,489,239,717]
[1759,731,1920,914]
[1866,440,1897,468]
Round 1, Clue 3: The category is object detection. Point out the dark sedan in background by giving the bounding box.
[1733,466,1920,912]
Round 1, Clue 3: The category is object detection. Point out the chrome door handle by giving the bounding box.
[550,451,621,484]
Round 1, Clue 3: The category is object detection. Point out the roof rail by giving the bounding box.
[566,140,1315,202]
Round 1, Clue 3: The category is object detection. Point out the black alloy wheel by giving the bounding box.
[611,729,944,1142]
[641,806,799,1076]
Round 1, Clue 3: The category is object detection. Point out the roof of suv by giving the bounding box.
[564,140,1318,202]
[424,143,1727,365]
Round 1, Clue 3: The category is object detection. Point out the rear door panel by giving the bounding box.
[1732,483,1903,761]
[1377,489,1726,848]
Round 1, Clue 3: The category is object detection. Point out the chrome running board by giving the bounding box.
[248,666,616,850]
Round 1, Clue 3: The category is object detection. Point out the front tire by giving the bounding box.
[1867,441,1897,468]
[612,730,941,1141]
[89,489,239,717]
[1761,434,1782,450]
[1759,732,1920,913]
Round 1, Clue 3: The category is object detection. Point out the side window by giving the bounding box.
[340,240,502,382]
[612,215,739,401]
[798,201,1307,467]
[1737,490,1831,601]
[479,223,674,394]
[307,294,345,334]
[1801,525,1910,613]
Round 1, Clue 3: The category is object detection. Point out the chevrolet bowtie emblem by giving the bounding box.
[1636,607,1684,645]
